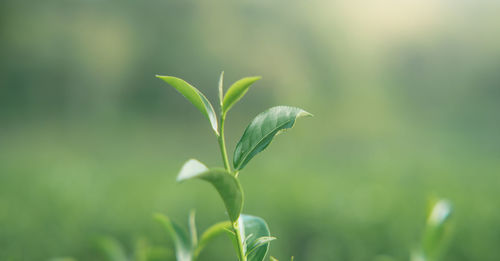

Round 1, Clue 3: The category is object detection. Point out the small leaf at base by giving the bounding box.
[239,214,273,261]
[246,236,277,257]
[154,214,193,261]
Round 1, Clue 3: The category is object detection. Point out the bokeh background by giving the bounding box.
[1,0,500,260]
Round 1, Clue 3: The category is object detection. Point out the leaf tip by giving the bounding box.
[298,110,313,118]
[427,199,452,226]
[246,76,262,84]
[156,75,178,84]
[155,74,170,80]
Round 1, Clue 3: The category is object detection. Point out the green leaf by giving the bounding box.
[218,71,224,107]
[195,221,232,258]
[222,76,261,114]
[154,214,193,261]
[188,210,198,249]
[96,237,129,261]
[246,236,277,257]
[421,199,453,261]
[240,214,272,261]
[156,75,218,134]
[233,106,312,170]
[177,159,243,222]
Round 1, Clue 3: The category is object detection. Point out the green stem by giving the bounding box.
[217,113,246,261]
[232,220,247,261]
[218,114,231,172]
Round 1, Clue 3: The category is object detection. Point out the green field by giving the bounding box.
[1,116,498,260]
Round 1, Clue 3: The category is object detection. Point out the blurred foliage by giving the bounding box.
[1,0,500,260]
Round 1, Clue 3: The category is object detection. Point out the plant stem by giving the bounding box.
[218,114,231,172]
[232,219,247,261]
[217,113,246,261]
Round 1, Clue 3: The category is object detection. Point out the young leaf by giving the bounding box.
[177,159,243,222]
[239,214,272,261]
[194,221,232,258]
[96,237,129,261]
[218,71,224,107]
[156,75,219,134]
[222,76,261,114]
[188,210,198,249]
[233,106,312,170]
[421,199,453,261]
[154,214,193,261]
[244,233,255,244]
[246,236,277,257]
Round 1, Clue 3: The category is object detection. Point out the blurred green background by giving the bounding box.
[1,0,500,260]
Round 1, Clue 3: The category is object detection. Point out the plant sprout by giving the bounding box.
[411,199,453,261]
[155,72,312,261]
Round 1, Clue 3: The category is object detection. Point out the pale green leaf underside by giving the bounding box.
[156,75,218,134]
[177,159,243,222]
[154,214,192,261]
[240,214,272,261]
[233,106,312,170]
[222,76,261,114]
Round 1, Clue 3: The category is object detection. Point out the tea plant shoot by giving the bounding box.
[156,72,312,261]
